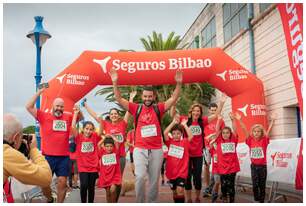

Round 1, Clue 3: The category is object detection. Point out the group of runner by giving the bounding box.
[25,68,276,203]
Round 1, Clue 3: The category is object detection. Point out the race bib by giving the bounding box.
[250,147,264,159]
[52,120,67,132]
[113,133,124,143]
[141,124,157,138]
[168,144,184,159]
[221,143,235,154]
[189,125,202,136]
[162,145,168,153]
[101,153,117,166]
[81,142,94,153]
[213,154,218,163]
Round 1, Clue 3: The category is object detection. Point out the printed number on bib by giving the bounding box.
[113,133,124,143]
[141,124,157,138]
[102,153,117,166]
[53,120,67,132]
[81,142,94,153]
[190,125,202,136]
[221,143,235,154]
[250,147,264,159]
[168,144,184,159]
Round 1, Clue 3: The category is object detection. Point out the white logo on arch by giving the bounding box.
[56,74,66,84]
[216,71,227,81]
[238,104,248,117]
[93,56,112,74]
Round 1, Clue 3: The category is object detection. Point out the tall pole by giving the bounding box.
[34,32,42,150]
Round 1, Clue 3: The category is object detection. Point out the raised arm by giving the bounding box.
[181,119,193,142]
[207,93,227,123]
[235,112,249,137]
[84,102,100,123]
[26,88,46,119]
[164,70,183,111]
[109,68,129,110]
[164,114,180,142]
[266,113,277,137]
[71,105,80,137]
[123,90,137,123]
[229,112,238,135]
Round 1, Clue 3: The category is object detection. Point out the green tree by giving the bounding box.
[23,125,35,134]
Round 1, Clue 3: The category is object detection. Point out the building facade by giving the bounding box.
[179,3,302,139]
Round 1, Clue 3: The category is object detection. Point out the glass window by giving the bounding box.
[260,3,271,13]
[201,17,216,48]
[223,3,247,43]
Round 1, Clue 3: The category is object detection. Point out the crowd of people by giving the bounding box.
[3,68,276,203]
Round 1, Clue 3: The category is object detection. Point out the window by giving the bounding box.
[296,107,302,137]
[260,3,271,13]
[189,36,200,49]
[223,3,248,43]
[201,17,216,48]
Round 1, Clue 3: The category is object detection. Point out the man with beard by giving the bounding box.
[109,68,183,203]
[26,87,83,203]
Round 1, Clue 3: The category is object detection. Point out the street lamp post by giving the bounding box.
[27,16,51,150]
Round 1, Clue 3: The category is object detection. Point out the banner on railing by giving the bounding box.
[237,138,301,185]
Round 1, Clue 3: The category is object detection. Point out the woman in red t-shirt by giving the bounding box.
[84,91,136,200]
[72,107,100,203]
[210,113,240,203]
[97,135,121,203]
[163,115,193,203]
[235,112,276,203]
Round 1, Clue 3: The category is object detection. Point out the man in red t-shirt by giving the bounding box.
[109,68,183,203]
[26,87,83,203]
[203,103,225,197]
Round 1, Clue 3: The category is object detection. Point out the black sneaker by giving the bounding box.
[203,188,211,197]
[211,192,218,203]
[47,197,55,203]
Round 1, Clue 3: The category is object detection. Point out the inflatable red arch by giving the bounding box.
[41,48,267,141]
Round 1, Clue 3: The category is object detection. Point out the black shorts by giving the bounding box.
[130,152,134,163]
[168,177,186,190]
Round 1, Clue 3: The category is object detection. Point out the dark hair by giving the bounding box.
[221,127,233,139]
[83,121,95,129]
[208,103,218,109]
[142,86,155,92]
[103,136,115,146]
[109,108,120,114]
[170,124,184,134]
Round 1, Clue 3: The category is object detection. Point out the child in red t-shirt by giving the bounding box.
[97,135,121,203]
[163,115,193,203]
[209,113,240,203]
[235,112,276,203]
[72,107,100,203]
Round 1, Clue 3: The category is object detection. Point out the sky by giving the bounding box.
[3,3,205,127]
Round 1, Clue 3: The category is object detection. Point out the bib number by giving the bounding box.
[81,142,94,153]
[190,125,202,136]
[141,124,157,138]
[53,120,67,132]
[102,153,117,166]
[168,144,184,159]
[221,143,235,154]
[113,133,124,143]
[250,147,264,159]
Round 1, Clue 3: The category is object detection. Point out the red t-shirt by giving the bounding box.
[75,132,100,173]
[180,116,208,157]
[246,135,270,165]
[165,137,189,180]
[216,134,240,174]
[129,102,165,149]
[102,120,127,157]
[204,118,225,149]
[37,110,72,156]
[3,179,14,203]
[97,147,121,188]
[209,143,219,174]
[127,130,135,153]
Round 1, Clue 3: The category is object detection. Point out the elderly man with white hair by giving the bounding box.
[26,87,83,203]
[3,113,52,203]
